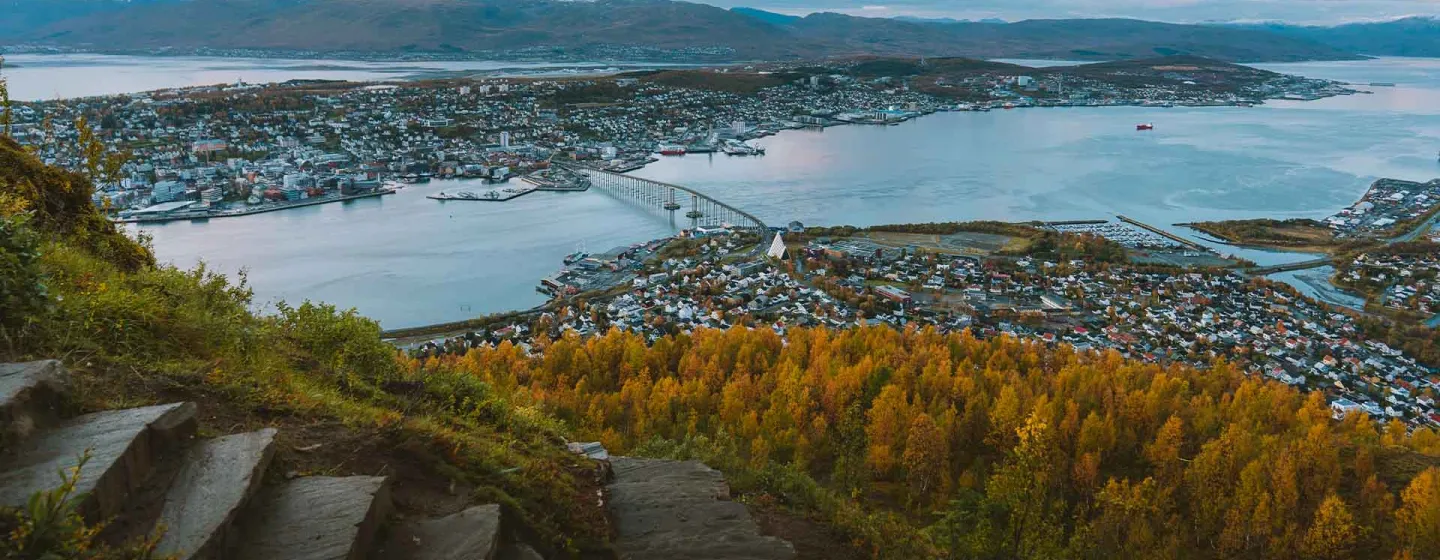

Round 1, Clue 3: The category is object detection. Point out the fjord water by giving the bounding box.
[2,53,653,101]
[121,57,1440,328]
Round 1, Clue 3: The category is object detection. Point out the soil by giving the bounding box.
[750,504,867,560]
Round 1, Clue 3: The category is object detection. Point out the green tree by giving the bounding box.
[75,116,105,184]
[0,55,11,137]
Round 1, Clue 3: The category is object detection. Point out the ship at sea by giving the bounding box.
[1137,123,1155,131]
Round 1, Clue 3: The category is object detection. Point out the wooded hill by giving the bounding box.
[2,0,1366,62]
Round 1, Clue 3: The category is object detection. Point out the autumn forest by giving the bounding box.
[407,325,1440,559]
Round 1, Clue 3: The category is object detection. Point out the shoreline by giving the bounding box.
[111,188,395,224]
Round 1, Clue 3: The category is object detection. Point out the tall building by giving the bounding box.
[151,180,186,204]
[500,131,511,148]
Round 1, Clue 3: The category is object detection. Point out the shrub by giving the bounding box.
[0,215,48,349]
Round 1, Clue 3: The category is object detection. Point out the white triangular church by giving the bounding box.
[765,233,787,260]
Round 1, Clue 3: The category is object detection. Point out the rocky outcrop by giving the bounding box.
[606,457,794,560]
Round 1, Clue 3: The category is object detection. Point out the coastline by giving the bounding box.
[111,188,395,224]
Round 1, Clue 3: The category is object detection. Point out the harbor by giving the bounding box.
[112,188,395,224]
[427,184,538,202]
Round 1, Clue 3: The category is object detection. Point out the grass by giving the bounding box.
[1186,218,1344,253]
[0,137,610,556]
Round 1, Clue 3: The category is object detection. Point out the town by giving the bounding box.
[403,216,1440,434]
[5,56,1356,222]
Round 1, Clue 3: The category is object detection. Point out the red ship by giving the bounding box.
[658,145,687,156]
[1136,123,1154,131]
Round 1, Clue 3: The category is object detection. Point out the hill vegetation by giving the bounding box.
[0,0,1366,62]
[3,129,1439,559]
[0,135,611,556]
[413,325,1440,559]
[1187,218,1340,250]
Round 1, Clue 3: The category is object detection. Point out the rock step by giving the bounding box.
[0,402,197,520]
[233,476,392,560]
[0,360,71,449]
[376,504,502,560]
[606,457,794,560]
[154,428,278,560]
[496,544,544,560]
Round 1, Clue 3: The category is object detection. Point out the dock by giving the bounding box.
[428,186,537,202]
[1115,215,1208,252]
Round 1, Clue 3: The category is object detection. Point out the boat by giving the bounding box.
[659,145,687,156]
[563,250,588,266]
[1136,123,1154,131]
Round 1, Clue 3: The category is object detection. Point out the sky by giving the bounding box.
[696,0,1440,25]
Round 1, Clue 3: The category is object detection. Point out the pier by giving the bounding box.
[428,185,538,202]
[1115,215,1208,252]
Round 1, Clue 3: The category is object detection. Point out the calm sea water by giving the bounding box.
[1,53,668,101]
[52,57,1440,327]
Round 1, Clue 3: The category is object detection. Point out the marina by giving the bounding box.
[427,185,538,202]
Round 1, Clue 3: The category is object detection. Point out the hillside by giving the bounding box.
[0,0,1366,62]
[2,130,1440,558]
[1231,17,1440,58]
[0,135,612,556]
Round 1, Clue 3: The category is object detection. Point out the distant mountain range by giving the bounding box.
[1227,17,1440,57]
[0,0,1430,62]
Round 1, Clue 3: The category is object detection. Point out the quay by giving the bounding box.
[1116,215,1208,252]
[112,189,395,224]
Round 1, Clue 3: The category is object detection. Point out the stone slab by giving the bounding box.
[0,360,71,446]
[0,402,197,519]
[155,428,278,560]
[606,457,794,560]
[380,504,502,560]
[497,544,544,560]
[235,476,392,560]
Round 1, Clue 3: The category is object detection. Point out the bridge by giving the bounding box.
[1242,257,1333,276]
[562,164,770,240]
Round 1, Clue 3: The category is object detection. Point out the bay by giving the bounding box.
[1,53,672,102]
[88,57,1440,327]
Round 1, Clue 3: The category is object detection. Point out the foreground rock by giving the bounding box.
[0,360,70,446]
[378,504,502,560]
[606,457,794,560]
[234,476,392,560]
[0,402,197,518]
[154,428,278,560]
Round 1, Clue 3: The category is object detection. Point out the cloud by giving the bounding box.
[704,0,1440,24]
